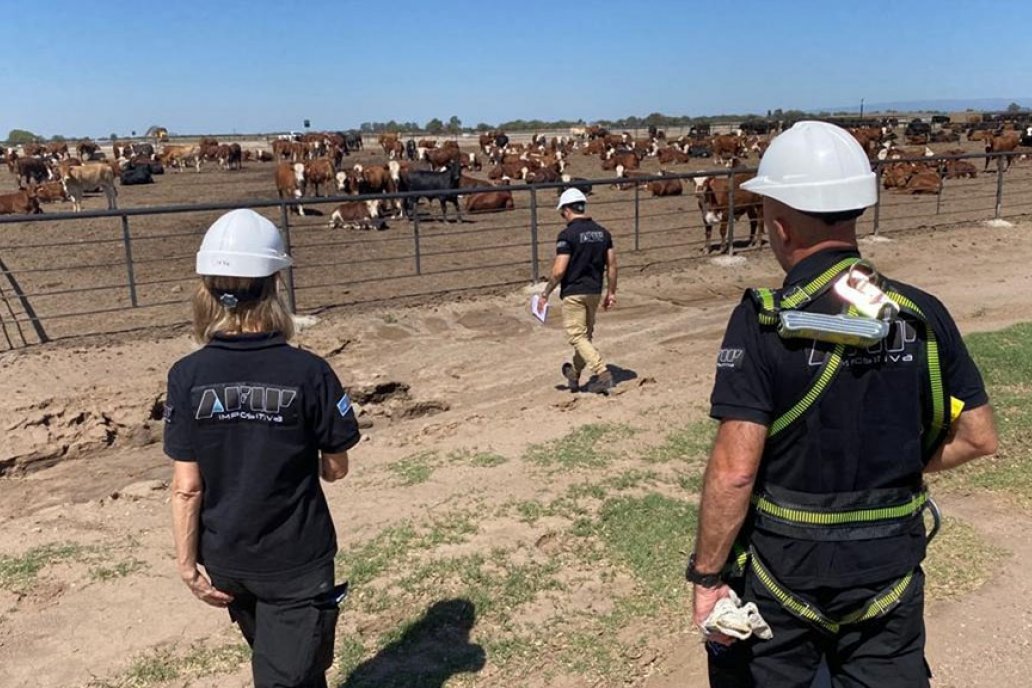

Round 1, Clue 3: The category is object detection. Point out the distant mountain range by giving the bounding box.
[825,98,1032,114]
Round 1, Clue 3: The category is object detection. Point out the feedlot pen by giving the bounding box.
[0,144,1029,350]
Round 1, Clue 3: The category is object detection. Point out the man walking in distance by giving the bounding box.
[536,188,617,394]
[686,122,998,687]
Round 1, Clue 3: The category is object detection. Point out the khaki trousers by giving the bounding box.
[562,293,606,376]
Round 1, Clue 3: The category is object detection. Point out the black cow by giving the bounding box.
[129,142,155,159]
[405,139,417,161]
[226,143,243,170]
[15,158,50,186]
[1021,126,1032,148]
[558,176,593,196]
[398,162,463,222]
[494,133,509,150]
[688,142,713,158]
[120,161,154,185]
[345,133,362,151]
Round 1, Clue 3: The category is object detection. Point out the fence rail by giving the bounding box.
[0,151,1029,350]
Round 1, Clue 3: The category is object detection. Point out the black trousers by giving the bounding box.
[708,567,930,688]
[208,562,339,688]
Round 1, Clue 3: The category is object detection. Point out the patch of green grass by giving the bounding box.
[388,451,437,486]
[91,642,249,688]
[89,557,146,582]
[924,516,1008,602]
[595,493,697,606]
[677,469,704,494]
[645,419,716,464]
[448,448,508,468]
[0,542,88,593]
[515,500,548,524]
[524,423,635,470]
[934,323,1032,503]
[603,469,660,491]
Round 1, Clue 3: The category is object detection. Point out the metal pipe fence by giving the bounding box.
[0,150,1029,350]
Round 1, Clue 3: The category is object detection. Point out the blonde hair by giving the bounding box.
[192,275,295,344]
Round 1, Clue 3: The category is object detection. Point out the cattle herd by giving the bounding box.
[3,117,1032,254]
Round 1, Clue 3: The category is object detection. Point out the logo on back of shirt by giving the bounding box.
[194,383,299,424]
[580,230,607,243]
[808,320,918,367]
[717,348,745,369]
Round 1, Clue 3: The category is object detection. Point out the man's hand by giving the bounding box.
[603,292,616,310]
[693,583,735,646]
[181,567,234,608]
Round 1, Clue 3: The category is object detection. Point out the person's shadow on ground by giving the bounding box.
[338,598,485,688]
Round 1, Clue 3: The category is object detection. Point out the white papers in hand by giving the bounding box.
[530,295,548,323]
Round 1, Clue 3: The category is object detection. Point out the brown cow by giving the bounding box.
[985,131,1020,171]
[903,168,943,195]
[465,190,514,213]
[77,140,99,160]
[328,200,387,230]
[47,141,70,159]
[302,157,336,196]
[696,173,763,253]
[942,159,977,179]
[711,134,746,164]
[63,162,118,212]
[30,181,68,203]
[657,147,690,165]
[600,150,639,172]
[0,189,42,215]
[275,162,306,215]
[648,174,683,197]
[162,145,202,172]
[426,146,462,168]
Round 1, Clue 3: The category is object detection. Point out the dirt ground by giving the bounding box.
[0,217,1030,687]
[2,135,1031,350]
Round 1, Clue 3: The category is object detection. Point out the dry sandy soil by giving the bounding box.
[0,217,1029,686]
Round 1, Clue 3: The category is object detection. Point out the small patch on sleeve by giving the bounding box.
[336,393,353,417]
[716,348,745,370]
[163,403,174,423]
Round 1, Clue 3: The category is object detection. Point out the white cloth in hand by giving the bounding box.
[702,589,773,641]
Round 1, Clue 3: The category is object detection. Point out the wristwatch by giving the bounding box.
[685,552,723,588]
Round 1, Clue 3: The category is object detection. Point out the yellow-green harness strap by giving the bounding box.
[751,491,928,527]
[886,290,949,457]
[733,545,916,635]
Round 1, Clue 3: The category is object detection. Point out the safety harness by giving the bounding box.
[731,257,950,635]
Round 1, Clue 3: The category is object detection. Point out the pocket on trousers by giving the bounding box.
[313,604,340,671]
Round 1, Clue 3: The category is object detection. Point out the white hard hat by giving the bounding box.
[196,209,293,277]
[556,187,587,210]
[741,121,876,213]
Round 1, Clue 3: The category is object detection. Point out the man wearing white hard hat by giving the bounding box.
[165,209,360,688]
[686,122,997,686]
[537,188,618,393]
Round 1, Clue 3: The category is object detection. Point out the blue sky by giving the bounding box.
[2,0,1030,138]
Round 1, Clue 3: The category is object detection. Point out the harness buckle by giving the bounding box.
[833,262,900,321]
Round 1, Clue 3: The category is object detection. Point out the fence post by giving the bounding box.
[995,154,1005,219]
[873,162,882,236]
[413,203,422,275]
[278,203,297,312]
[530,187,540,282]
[726,169,736,256]
[120,214,139,307]
[633,184,641,251]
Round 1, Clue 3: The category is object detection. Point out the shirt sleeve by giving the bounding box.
[310,361,362,454]
[709,298,775,426]
[556,230,572,255]
[162,364,195,461]
[928,296,989,410]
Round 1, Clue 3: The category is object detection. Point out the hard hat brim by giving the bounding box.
[741,172,877,213]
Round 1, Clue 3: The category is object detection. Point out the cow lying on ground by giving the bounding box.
[465,190,514,213]
[649,174,683,197]
[0,189,42,215]
[63,163,118,212]
[941,159,978,179]
[30,181,68,202]
[398,163,463,222]
[329,200,388,230]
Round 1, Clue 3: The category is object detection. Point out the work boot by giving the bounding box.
[585,370,614,395]
[562,363,580,392]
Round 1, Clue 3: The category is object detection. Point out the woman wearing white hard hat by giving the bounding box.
[692,122,996,687]
[165,209,361,688]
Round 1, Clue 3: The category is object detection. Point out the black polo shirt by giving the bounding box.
[163,332,360,579]
[556,218,613,298]
[710,248,988,588]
